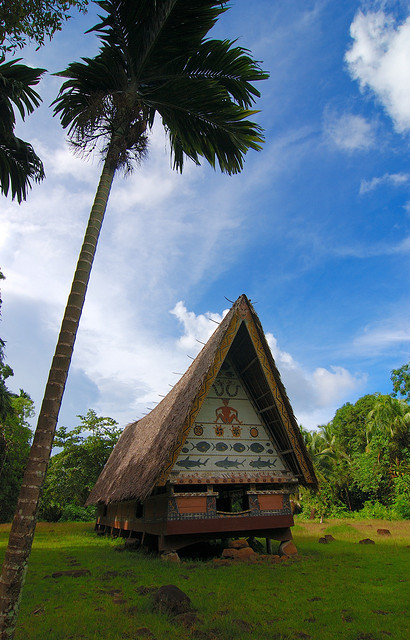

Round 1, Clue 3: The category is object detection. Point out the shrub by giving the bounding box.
[59,504,96,522]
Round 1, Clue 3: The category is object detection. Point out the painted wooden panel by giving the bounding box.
[171,358,289,482]
[175,496,208,514]
[258,494,284,510]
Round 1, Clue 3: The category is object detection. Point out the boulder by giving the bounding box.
[377,529,391,536]
[279,540,298,556]
[228,539,249,549]
[222,546,257,561]
[237,546,257,560]
[152,585,192,616]
[124,537,140,550]
[160,551,180,563]
[359,538,375,544]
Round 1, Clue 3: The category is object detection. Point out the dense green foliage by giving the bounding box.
[38,409,121,521]
[300,372,410,519]
[0,392,34,523]
[0,271,34,522]
[391,361,410,402]
[0,1,88,52]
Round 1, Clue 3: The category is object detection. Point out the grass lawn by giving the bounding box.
[0,518,409,640]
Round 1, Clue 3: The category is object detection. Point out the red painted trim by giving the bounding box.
[165,514,294,535]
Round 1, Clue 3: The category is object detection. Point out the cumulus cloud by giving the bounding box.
[346,10,410,133]
[265,333,364,416]
[324,111,376,151]
[360,171,410,193]
[170,301,229,353]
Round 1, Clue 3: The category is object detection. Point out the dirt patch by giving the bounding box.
[101,570,120,579]
[173,612,200,628]
[135,628,157,638]
[137,585,158,596]
[233,619,254,632]
[51,569,91,578]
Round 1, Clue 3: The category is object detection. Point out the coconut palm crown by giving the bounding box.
[53,0,268,175]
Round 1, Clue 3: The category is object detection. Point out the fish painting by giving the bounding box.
[249,457,277,469]
[215,457,245,469]
[192,441,212,453]
[176,457,210,469]
[214,442,229,452]
[232,442,246,453]
[249,442,264,453]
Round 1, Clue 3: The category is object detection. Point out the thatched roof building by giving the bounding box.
[88,295,316,509]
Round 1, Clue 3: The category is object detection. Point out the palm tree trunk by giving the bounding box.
[0,152,117,640]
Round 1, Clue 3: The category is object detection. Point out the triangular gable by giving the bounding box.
[169,356,292,485]
[158,297,315,486]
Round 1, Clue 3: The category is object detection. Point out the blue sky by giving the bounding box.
[1,0,409,434]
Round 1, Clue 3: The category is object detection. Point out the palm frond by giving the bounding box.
[0,59,45,201]
[0,59,45,123]
[0,136,45,203]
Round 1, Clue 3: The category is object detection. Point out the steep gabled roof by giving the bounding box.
[87,295,317,505]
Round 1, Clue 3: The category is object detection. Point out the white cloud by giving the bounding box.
[324,111,376,151]
[265,333,365,419]
[360,171,410,193]
[353,316,410,354]
[346,10,410,133]
[170,301,229,353]
[332,235,410,258]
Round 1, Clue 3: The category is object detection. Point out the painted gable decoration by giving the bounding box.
[171,358,289,484]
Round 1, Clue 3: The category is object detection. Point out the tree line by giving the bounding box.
[299,364,410,520]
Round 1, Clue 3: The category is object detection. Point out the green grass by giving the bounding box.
[0,518,409,640]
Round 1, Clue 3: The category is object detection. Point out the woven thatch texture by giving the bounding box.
[86,299,239,505]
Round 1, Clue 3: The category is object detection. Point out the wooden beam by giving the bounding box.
[239,357,258,375]
[258,403,276,414]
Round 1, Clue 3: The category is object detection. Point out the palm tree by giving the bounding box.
[0,58,45,203]
[0,1,268,636]
[366,394,410,459]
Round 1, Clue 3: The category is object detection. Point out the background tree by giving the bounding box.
[300,390,409,518]
[0,1,88,52]
[0,392,34,523]
[0,272,34,524]
[0,3,268,636]
[391,361,410,403]
[0,59,45,202]
[39,410,121,521]
[0,271,13,422]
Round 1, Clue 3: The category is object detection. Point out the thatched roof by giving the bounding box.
[87,295,317,505]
